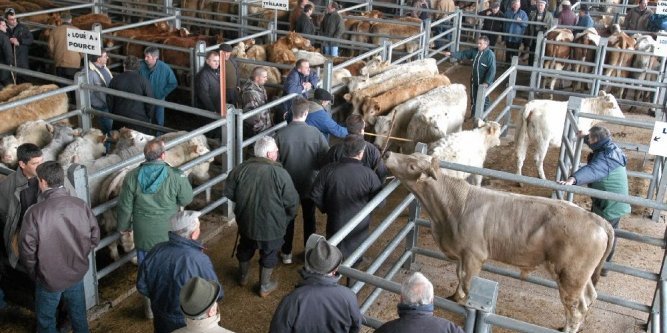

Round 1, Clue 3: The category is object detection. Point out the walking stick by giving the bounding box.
[231,230,240,258]
[11,44,16,85]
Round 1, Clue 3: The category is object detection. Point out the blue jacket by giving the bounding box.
[306,109,348,139]
[282,68,319,112]
[504,9,528,43]
[137,232,222,332]
[576,14,595,29]
[139,60,178,100]
[572,138,631,220]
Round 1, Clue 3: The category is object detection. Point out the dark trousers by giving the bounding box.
[505,41,522,63]
[605,217,621,262]
[35,280,88,333]
[470,83,491,118]
[484,33,499,47]
[236,235,282,268]
[282,197,316,255]
[56,67,79,102]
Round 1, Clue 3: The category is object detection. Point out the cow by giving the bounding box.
[265,32,317,70]
[543,28,574,97]
[572,28,600,92]
[159,131,213,183]
[42,125,81,162]
[343,10,384,56]
[428,120,501,185]
[343,57,439,92]
[515,91,625,181]
[432,0,457,20]
[359,55,391,77]
[0,120,56,167]
[58,128,107,170]
[384,151,614,333]
[629,34,658,103]
[370,17,423,53]
[361,74,451,120]
[603,24,636,97]
[0,84,68,139]
[232,40,282,98]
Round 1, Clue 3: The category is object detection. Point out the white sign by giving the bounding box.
[649,121,667,156]
[657,1,667,14]
[656,36,667,56]
[262,0,289,11]
[66,28,101,56]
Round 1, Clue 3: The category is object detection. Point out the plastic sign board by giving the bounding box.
[649,121,667,157]
[262,0,288,11]
[656,36,667,56]
[66,28,101,56]
[657,1,667,14]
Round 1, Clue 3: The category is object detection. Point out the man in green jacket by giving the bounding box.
[444,35,496,119]
[117,138,194,317]
[224,136,299,298]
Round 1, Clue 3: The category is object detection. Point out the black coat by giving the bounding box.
[194,64,220,113]
[269,270,362,333]
[310,158,382,258]
[327,140,387,182]
[107,70,155,133]
[295,12,316,35]
[6,22,33,69]
[375,306,465,333]
[0,33,13,85]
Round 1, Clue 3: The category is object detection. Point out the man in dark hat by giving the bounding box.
[173,277,233,333]
[305,88,348,139]
[576,5,595,30]
[269,237,363,333]
[526,0,554,64]
[218,43,239,107]
[479,2,505,46]
[5,8,33,81]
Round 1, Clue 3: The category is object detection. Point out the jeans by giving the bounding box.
[136,250,148,265]
[154,105,165,128]
[605,217,621,262]
[35,281,88,333]
[323,45,339,57]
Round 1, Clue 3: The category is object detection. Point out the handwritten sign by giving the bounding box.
[262,0,288,11]
[649,121,667,156]
[66,28,101,56]
[657,1,667,14]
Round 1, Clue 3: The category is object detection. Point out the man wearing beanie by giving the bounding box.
[576,5,594,30]
[174,277,234,333]
[305,88,348,139]
[269,237,362,333]
[137,210,222,333]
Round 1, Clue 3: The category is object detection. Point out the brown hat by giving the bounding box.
[219,43,233,52]
[314,88,333,101]
[179,277,220,317]
[490,2,500,8]
[305,238,343,275]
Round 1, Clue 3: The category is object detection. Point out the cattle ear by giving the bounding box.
[598,90,607,97]
[476,118,485,128]
[427,157,439,180]
[46,123,54,134]
[109,130,120,142]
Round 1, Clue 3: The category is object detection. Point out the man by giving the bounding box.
[305,88,348,139]
[218,43,240,107]
[295,4,316,35]
[117,139,194,317]
[107,55,155,133]
[557,1,577,26]
[289,0,310,31]
[444,35,496,115]
[281,59,319,121]
[479,2,505,47]
[139,46,178,129]
[327,114,387,182]
[311,135,382,259]
[0,144,42,308]
[320,2,345,56]
[86,51,113,136]
[48,12,82,82]
[557,126,631,276]
[269,238,363,333]
[174,277,234,333]
[576,5,594,30]
[375,272,464,333]
[274,97,329,264]
[504,0,528,62]
[624,0,653,31]
[137,211,222,333]
[526,0,554,64]
[0,17,14,87]
[5,8,33,75]
[19,161,99,333]
[195,50,221,114]
[224,136,299,297]
[240,66,272,138]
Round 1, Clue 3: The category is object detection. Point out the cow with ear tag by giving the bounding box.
[384,151,614,333]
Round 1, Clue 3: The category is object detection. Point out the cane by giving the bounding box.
[10,44,16,85]
[230,230,240,258]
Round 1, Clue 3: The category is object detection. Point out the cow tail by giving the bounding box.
[514,105,532,154]
[592,220,615,286]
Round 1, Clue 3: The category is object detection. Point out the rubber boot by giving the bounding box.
[143,296,153,319]
[239,261,250,286]
[259,267,278,298]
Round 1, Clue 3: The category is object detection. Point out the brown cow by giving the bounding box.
[370,17,423,53]
[384,151,614,333]
[543,28,574,97]
[265,32,317,71]
[604,24,636,97]
[362,74,450,117]
[572,27,600,92]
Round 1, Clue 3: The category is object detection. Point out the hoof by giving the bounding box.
[516,182,524,188]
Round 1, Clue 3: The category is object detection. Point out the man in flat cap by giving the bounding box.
[305,88,348,139]
[218,43,240,107]
[479,2,505,47]
[174,277,234,333]
[137,210,222,333]
[526,0,554,64]
[503,0,528,62]
[269,237,363,333]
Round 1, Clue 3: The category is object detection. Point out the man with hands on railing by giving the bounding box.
[557,126,630,276]
[503,0,528,62]
[281,59,319,122]
[443,35,496,118]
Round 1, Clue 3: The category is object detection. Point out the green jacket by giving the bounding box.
[451,48,496,86]
[224,157,299,241]
[116,160,194,251]
[589,166,631,221]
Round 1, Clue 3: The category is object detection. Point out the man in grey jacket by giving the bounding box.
[86,50,113,136]
[320,2,345,56]
[20,161,100,333]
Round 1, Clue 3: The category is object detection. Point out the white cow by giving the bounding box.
[359,55,391,77]
[42,125,81,162]
[0,120,55,167]
[515,92,625,180]
[343,58,438,92]
[58,129,107,170]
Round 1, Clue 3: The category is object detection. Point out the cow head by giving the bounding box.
[0,135,20,166]
[476,120,502,149]
[373,114,393,148]
[359,56,391,77]
[285,31,312,50]
[600,93,625,118]
[385,152,439,182]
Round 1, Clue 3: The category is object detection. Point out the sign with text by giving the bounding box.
[649,121,667,157]
[66,28,101,56]
[262,0,288,11]
[657,1,667,14]
[655,35,667,56]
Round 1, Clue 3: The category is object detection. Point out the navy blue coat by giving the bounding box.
[375,305,465,333]
[137,232,222,333]
[282,68,319,113]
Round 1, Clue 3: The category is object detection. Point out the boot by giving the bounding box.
[143,296,153,319]
[259,267,278,298]
[239,261,250,286]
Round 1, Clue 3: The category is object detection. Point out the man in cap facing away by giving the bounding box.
[269,237,363,333]
[173,277,234,333]
[137,210,222,333]
[305,88,348,139]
